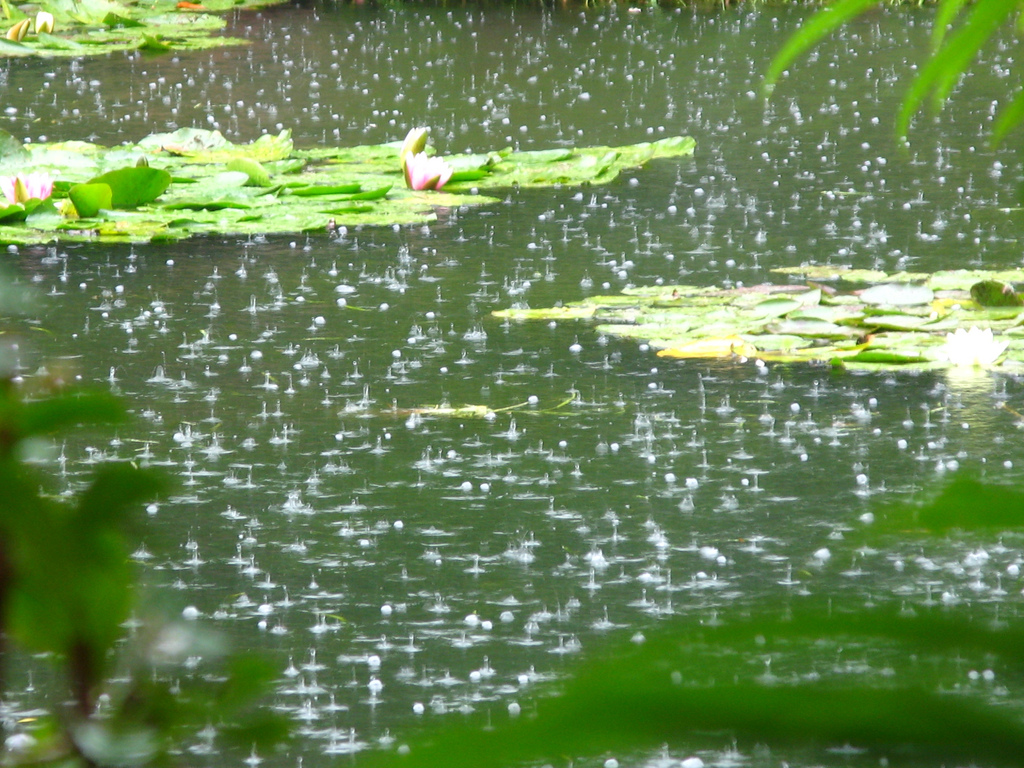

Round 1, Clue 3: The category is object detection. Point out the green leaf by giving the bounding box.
[88,166,171,208]
[76,462,164,527]
[763,0,882,94]
[217,655,279,712]
[873,474,1024,533]
[836,349,929,364]
[992,88,1024,146]
[508,148,575,164]
[342,183,391,201]
[17,391,125,437]
[0,201,29,223]
[370,613,1024,768]
[102,11,143,28]
[448,169,489,183]
[161,198,252,211]
[748,296,805,319]
[68,182,112,217]
[138,33,171,52]
[289,182,361,197]
[219,710,293,751]
[73,722,160,767]
[896,0,1019,137]
[932,0,970,52]
[0,37,33,56]
[858,283,934,306]
[225,157,271,187]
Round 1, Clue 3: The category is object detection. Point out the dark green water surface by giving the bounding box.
[6,4,1024,766]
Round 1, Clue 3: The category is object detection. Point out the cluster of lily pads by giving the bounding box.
[0,0,296,57]
[494,265,1024,371]
[0,0,288,56]
[0,127,695,244]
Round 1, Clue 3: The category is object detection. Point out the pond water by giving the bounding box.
[6,3,1024,767]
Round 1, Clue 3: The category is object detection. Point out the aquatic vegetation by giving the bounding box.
[399,392,580,420]
[494,266,1024,371]
[0,127,694,243]
[0,0,289,57]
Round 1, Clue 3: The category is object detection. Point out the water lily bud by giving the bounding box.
[400,127,428,161]
[34,11,54,34]
[6,19,30,41]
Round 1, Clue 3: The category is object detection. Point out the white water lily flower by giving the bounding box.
[941,326,1008,367]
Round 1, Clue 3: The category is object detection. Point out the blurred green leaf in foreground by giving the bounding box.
[0,269,289,767]
[370,477,1024,768]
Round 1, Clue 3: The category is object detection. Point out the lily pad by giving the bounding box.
[224,159,272,187]
[88,166,171,208]
[0,129,695,244]
[0,0,291,58]
[858,283,934,307]
[493,270,1024,371]
[68,183,113,217]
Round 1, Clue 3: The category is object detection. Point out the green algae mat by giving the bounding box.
[0,129,695,244]
[0,0,286,57]
[493,266,1024,372]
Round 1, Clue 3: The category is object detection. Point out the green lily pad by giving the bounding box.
[88,166,171,208]
[68,183,112,217]
[772,265,890,283]
[289,183,362,197]
[0,0,291,58]
[858,283,934,306]
[838,349,931,365]
[225,158,272,187]
[768,319,862,339]
[929,269,1024,291]
[0,129,695,244]
[860,314,934,332]
[343,184,392,201]
[0,201,29,223]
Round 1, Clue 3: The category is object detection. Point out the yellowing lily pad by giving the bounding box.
[658,336,759,359]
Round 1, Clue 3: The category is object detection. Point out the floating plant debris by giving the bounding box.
[493,267,1024,371]
[0,129,694,243]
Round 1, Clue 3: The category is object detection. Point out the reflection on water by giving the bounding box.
[6,4,1024,766]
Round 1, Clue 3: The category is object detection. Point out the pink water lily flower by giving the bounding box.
[403,151,453,191]
[0,172,54,205]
